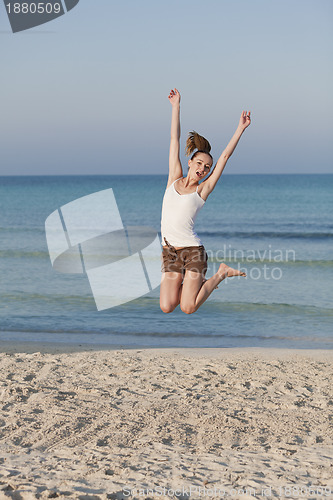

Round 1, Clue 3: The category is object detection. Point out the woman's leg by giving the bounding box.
[160,272,183,313]
[180,263,246,314]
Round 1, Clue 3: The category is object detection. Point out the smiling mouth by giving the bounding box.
[196,171,203,178]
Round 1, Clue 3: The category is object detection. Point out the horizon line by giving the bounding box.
[0,172,332,177]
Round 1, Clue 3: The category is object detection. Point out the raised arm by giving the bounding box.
[167,88,183,188]
[201,111,251,198]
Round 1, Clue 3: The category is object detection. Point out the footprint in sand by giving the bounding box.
[32,408,44,414]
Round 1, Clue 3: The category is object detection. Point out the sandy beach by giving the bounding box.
[0,345,332,499]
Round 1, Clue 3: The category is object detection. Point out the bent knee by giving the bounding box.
[180,303,197,315]
[160,303,177,314]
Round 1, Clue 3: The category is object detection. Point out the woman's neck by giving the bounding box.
[182,175,198,189]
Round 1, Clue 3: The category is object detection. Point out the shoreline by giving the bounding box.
[0,339,332,358]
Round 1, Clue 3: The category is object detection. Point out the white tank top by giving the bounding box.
[161,178,205,247]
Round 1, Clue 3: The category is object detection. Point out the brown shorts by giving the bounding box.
[161,240,208,277]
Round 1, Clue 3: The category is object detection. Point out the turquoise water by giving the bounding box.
[0,174,332,349]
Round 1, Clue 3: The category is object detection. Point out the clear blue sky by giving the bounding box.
[1,0,332,174]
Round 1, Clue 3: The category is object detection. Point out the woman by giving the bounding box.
[160,88,251,314]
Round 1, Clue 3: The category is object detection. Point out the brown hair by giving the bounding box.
[185,131,213,161]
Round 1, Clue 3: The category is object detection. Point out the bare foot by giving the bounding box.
[218,263,246,279]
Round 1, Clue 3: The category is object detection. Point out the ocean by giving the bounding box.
[0,174,332,349]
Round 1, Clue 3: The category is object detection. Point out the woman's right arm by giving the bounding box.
[167,88,183,188]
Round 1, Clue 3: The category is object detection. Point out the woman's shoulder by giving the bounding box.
[166,175,183,190]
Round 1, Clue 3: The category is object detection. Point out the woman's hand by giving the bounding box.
[238,110,251,130]
[168,88,181,107]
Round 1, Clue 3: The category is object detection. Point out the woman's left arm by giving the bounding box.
[201,111,251,199]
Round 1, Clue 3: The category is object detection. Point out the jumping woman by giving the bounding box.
[160,88,251,314]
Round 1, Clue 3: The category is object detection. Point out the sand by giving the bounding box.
[0,345,332,499]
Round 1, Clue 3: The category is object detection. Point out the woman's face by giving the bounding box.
[188,153,213,181]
